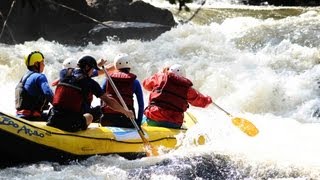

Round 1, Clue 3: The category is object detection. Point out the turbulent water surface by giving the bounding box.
[0,0,320,179]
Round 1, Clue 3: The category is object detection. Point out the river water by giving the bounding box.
[0,0,320,179]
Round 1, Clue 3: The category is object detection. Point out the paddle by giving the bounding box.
[212,102,259,137]
[102,66,159,156]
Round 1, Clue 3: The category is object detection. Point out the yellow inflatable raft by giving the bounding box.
[0,111,202,167]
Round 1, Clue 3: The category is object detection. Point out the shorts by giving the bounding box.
[47,107,87,132]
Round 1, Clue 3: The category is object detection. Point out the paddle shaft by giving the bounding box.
[101,66,145,134]
[212,102,232,117]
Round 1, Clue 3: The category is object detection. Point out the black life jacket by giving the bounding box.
[15,72,48,112]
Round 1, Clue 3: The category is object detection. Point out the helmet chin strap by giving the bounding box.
[81,65,92,75]
[35,62,41,73]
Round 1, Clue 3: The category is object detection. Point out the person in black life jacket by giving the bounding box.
[47,55,134,132]
[15,51,54,121]
[100,53,144,128]
[50,57,109,122]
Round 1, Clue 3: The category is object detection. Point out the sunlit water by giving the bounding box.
[0,1,320,179]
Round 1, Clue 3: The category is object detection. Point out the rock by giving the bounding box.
[86,21,172,44]
[0,0,176,45]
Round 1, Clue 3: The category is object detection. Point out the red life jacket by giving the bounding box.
[52,69,85,113]
[149,73,193,112]
[101,72,136,114]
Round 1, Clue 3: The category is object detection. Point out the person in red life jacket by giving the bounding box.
[100,53,144,128]
[47,55,134,132]
[143,64,212,128]
[15,51,54,121]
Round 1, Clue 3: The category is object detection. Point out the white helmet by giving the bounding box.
[169,64,185,77]
[114,53,131,70]
[62,57,77,68]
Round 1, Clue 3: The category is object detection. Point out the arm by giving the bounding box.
[95,59,116,76]
[143,73,160,91]
[187,87,212,108]
[134,80,144,122]
[51,78,60,86]
[101,78,107,92]
[100,93,134,119]
[38,74,54,103]
[93,66,116,77]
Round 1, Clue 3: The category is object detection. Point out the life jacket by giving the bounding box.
[101,72,136,114]
[149,73,193,112]
[15,72,48,116]
[52,69,87,113]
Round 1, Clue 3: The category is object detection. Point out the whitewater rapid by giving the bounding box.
[0,2,320,179]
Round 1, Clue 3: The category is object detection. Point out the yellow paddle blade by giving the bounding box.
[232,117,259,137]
[144,142,159,157]
[146,145,159,157]
[139,131,159,156]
